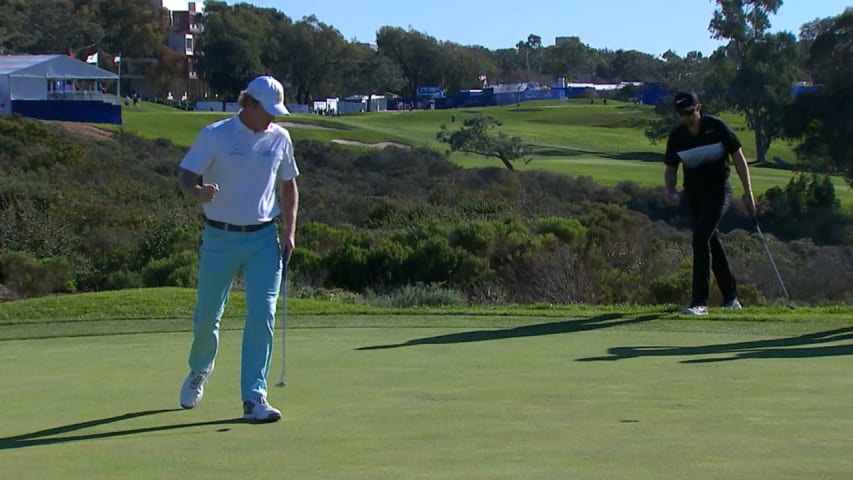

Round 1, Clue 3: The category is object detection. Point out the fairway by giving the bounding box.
[112,100,853,206]
[3,314,853,479]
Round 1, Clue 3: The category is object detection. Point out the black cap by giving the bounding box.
[674,91,699,112]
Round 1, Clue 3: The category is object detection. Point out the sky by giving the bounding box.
[216,0,851,57]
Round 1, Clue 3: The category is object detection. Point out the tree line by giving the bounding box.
[1,1,841,103]
[645,1,853,181]
[3,1,850,181]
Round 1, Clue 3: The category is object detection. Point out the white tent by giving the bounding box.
[0,55,119,115]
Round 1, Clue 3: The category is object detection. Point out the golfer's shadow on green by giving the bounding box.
[356,313,659,350]
[0,409,245,450]
[577,326,853,363]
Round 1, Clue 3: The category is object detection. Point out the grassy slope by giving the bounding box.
[0,288,849,341]
[112,100,853,206]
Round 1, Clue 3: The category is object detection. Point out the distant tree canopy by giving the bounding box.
[783,10,853,185]
[0,0,851,173]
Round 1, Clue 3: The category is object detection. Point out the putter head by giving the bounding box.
[275,381,287,388]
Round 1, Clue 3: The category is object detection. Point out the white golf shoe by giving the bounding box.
[723,298,743,310]
[243,395,282,423]
[180,366,212,409]
[681,305,708,315]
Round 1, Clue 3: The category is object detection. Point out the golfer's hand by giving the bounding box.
[196,183,218,203]
[743,191,757,217]
[281,234,295,262]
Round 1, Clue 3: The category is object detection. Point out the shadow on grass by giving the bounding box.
[577,326,853,363]
[356,313,659,350]
[0,409,246,450]
[601,151,664,162]
[534,148,586,158]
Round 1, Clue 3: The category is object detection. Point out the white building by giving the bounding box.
[0,55,120,123]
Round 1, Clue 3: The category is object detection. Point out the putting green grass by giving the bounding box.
[2,312,853,480]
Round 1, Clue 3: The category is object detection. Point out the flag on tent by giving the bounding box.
[86,52,98,64]
[113,52,121,64]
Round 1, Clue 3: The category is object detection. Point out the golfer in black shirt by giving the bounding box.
[664,92,757,315]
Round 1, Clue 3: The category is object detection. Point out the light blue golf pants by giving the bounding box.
[187,223,282,402]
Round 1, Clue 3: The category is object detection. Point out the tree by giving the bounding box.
[595,49,664,83]
[708,1,799,163]
[515,34,543,80]
[0,0,35,54]
[783,10,853,182]
[545,36,594,79]
[98,0,168,60]
[436,43,497,95]
[199,3,287,98]
[279,15,349,104]
[341,44,405,111]
[796,15,840,81]
[377,27,442,98]
[23,0,104,56]
[660,50,710,89]
[436,115,532,171]
[492,47,527,83]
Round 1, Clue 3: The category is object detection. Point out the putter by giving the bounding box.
[754,220,795,309]
[275,309,287,387]
[275,256,288,388]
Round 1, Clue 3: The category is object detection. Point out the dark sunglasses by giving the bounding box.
[677,109,696,117]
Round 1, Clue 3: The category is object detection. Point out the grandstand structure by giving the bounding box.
[0,55,121,124]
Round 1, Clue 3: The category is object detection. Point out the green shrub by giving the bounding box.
[289,247,322,273]
[0,252,76,298]
[292,286,364,304]
[322,244,370,291]
[104,270,144,290]
[449,221,497,256]
[40,256,76,293]
[732,283,766,307]
[647,265,691,305]
[141,250,199,288]
[535,217,587,244]
[367,283,467,308]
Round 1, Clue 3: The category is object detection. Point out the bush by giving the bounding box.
[0,251,74,298]
[292,286,364,304]
[141,250,198,288]
[104,270,144,290]
[647,263,692,305]
[735,283,767,307]
[535,217,586,244]
[366,283,467,308]
[40,256,76,293]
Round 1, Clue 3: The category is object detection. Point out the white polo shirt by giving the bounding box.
[179,115,299,226]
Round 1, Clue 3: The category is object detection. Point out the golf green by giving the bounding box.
[2,315,852,479]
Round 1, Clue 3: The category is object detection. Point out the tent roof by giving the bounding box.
[0,55,118,80]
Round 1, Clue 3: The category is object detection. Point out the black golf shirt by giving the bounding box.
[664,114,742,193]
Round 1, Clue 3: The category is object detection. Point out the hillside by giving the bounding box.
[1,112,851,306]
[112,100,853,206]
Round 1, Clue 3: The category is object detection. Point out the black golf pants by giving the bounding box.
[686,187,738,307]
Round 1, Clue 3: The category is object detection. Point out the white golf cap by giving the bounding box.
[245,75,289,116]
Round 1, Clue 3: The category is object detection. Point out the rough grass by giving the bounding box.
[0,288,850,341]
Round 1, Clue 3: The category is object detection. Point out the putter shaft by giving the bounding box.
[755,223,791,300]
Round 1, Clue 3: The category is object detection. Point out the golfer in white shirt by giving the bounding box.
[176,75,298,422]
